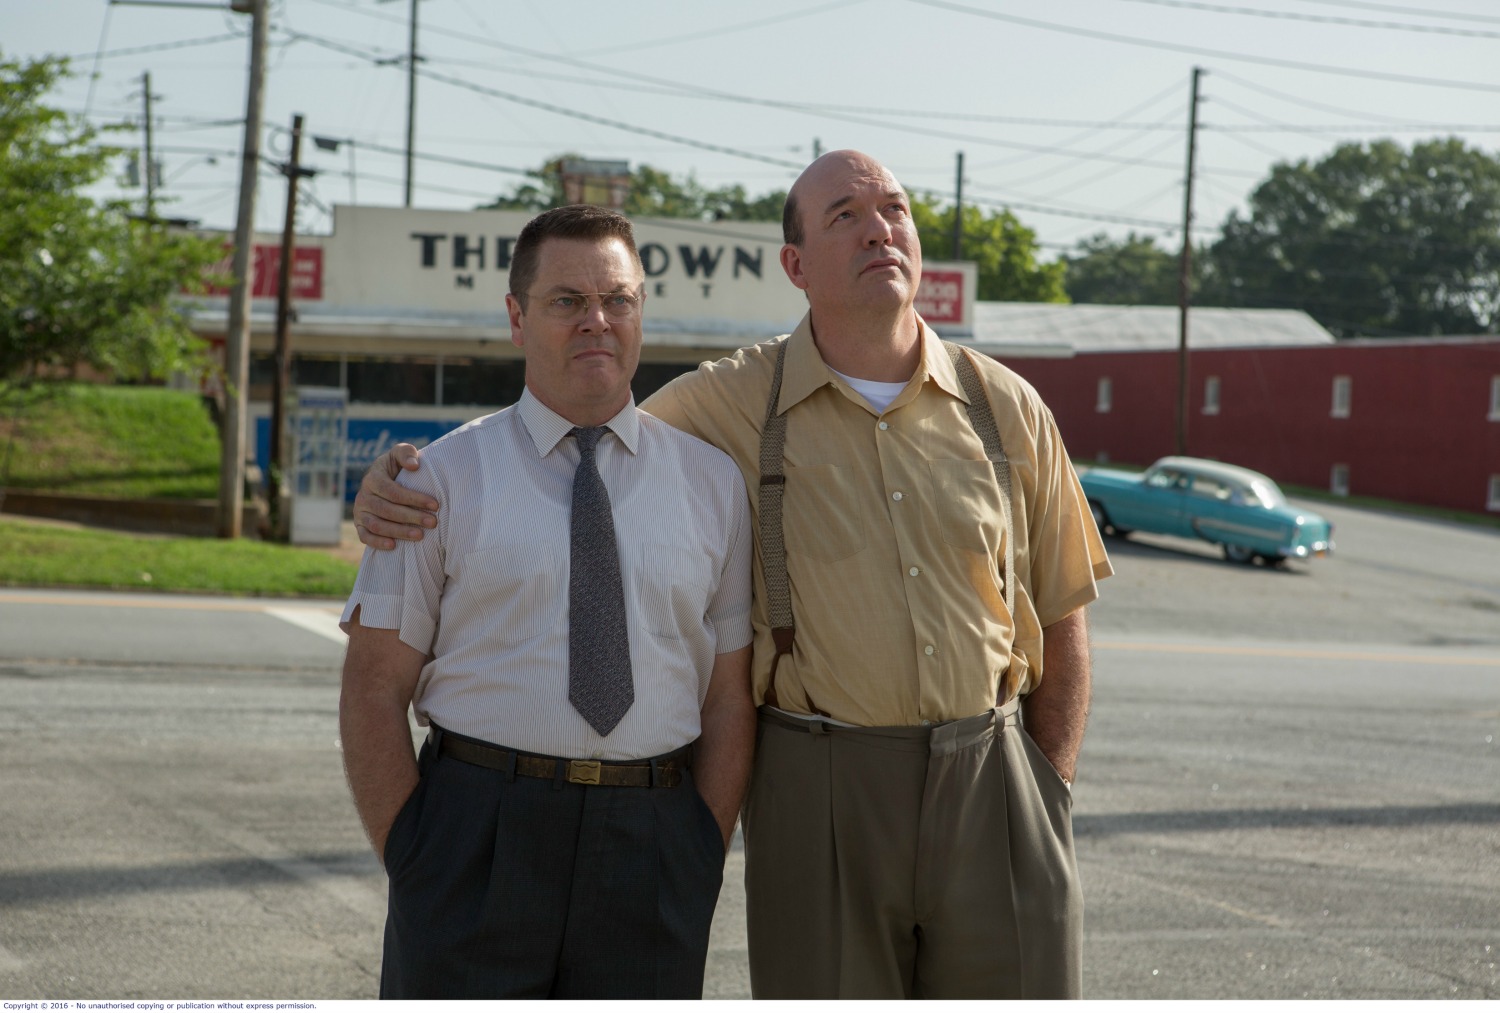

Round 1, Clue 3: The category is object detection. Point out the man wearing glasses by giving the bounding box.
[339,204,754,999]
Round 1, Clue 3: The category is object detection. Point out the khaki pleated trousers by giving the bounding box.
[742,698,1082,999]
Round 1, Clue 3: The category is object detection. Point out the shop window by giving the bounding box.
[1488,475,1500,512]
[1489,376,1500,421]
[1331,375,1352,418]
[292,354,342,389]
[347,357,437,405]
[1331,463,1350,498]
[1202,375,1221,416]
[1095,376,1112,414]
[442,358,525,408]
[248,353,343,401]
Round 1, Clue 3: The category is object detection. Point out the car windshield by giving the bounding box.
[1248,479,1286,508]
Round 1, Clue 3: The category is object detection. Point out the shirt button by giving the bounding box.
[924,645,935,656]
[892,491,903,501]
[908,566,920,577]
[878,421,890,431]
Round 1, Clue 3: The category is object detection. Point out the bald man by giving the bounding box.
[354,151,1112,999]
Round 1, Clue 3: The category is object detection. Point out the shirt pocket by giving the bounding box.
[930,458,999,554]
[783,463,866,563]
[637,541,714,641]
[461,541,560,645]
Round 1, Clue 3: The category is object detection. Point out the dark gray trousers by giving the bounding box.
[378,730,725,999]
[742,700,1082,999]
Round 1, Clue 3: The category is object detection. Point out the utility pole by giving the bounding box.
[268,113,313,541]
[951,150,964,260]
[141,71,156,219]
[404,0,418,207]
[1175,67,1203,458]
[217,0,268,539]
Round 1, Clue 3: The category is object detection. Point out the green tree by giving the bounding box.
[1204,138,1500,337]
[481,155,785,223]
[0,54,221,392]
[1061,231,1185,305]
[911,195,1067,303]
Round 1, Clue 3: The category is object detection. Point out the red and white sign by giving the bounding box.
[916,269,965,325]
[206,245,324,300]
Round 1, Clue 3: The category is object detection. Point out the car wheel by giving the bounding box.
[1088,499,1126,538]
[1223,543,1256,564]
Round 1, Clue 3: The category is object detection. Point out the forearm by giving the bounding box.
[694,646,755,849]
[340,689,420,864]
[339,619,426,863]
[1023,607,1093,783]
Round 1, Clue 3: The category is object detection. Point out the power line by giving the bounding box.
[1210,70,1442,127]
[1116,0,1500,38]
[280,30,1249,234]
[294,29,1199,179]
[570,0,867,57]
[268,123,539,178]
[274,25,795,173]
[280,17,1259,177]
[905,0,1500,95]
[1293,0,1500,27]
[1208,121,1500,134]
[66,32,246,61]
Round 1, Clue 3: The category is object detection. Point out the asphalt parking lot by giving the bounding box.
[0,498,1496,1000]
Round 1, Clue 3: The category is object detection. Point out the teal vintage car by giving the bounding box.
[1079,456,1334,565]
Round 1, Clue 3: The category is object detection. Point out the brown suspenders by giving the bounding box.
[756,338,1017,686]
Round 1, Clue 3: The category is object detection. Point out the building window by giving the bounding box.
[1095,376,1112,414]
[1489,376,1500,421]
[1489,475,1500,512]
[1331,375,1352,418]
[1202,375,1221,415]
[348,356,437,405]
[247,353,344,401]
[1331,463,1350,498]
[442,358,525,408]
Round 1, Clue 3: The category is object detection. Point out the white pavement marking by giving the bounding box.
[0,941,24,972]
[265,606,347,644]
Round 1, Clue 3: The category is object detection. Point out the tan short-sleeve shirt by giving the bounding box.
[643,312,1112,727]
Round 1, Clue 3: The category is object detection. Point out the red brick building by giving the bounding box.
[998,323,1500,516]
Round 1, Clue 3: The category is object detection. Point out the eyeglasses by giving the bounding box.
[529,290,643,321]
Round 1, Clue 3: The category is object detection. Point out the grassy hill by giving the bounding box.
[0,383,359,597]
[1,383,221,499]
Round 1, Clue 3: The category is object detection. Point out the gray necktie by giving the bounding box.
[567,426,634,736]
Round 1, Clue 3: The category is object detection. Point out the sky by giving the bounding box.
[6,0,1500,259]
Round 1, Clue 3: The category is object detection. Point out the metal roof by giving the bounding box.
[969,303,1336,357]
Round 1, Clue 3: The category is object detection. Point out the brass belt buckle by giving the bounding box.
[567,759,602,785]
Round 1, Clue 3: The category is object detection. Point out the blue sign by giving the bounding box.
[254,416,472,502]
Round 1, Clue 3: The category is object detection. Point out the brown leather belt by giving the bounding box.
[436,730,689,788]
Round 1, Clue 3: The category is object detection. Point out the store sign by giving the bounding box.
[916,269,965,324]
[255,416,466,503]
[326,207,808,333]
[205,244,324,300]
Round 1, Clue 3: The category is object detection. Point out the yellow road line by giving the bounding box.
[1096,640,1500,667]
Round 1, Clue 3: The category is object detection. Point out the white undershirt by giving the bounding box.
[830,367,908,413]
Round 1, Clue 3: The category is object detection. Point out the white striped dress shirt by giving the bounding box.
[341,388,753,761]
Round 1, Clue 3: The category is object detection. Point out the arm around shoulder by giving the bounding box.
[353,442,439,550]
